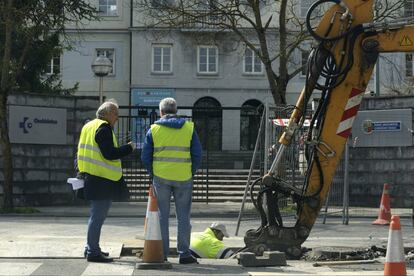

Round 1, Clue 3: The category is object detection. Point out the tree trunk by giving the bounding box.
[0,95,13,209]
[278,0,288,105]
[263,62,281,104]
[0,0,14,209]
[250,1,283,105]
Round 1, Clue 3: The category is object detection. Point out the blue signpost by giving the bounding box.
[130,88,175,148]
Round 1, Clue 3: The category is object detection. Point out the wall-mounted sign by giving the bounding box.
[363,120,401,134]
[8,105,67,145]
[130,88,175,148]
[352,109,411,147]
[131,88,175,107]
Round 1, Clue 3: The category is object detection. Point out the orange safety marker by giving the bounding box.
[384,215,406,276]
[136,186,172,269]
[373,183,391,225]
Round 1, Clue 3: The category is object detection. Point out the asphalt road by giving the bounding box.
[1,216,414,275]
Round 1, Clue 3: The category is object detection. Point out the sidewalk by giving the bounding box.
[28,202,247,218]
[9,202,413,219]
[1,204,414,275]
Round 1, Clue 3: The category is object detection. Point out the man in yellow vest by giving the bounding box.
[77,100,135,263]
[141,97,202,264]
[190,222,234,259]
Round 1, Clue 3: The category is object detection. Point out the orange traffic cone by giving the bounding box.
[136,186,172,269]
[373,183,391,225]
[384,215,406,276]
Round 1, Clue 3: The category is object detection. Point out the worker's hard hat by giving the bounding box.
[210,222,230,238]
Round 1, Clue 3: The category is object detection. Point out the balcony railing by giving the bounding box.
[180,10,229,30]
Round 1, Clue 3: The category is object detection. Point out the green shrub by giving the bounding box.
[0,207,40,214]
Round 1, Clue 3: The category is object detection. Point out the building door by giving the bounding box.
[193,97,222,151]
[240,99,263,150]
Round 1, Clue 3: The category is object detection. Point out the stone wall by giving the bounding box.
[349,96,414,207]
[0,93,99,206]
[1,93,413,207]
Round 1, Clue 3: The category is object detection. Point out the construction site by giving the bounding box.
[2,0,414,275]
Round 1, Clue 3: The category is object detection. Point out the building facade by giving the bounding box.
[59,0,414,150]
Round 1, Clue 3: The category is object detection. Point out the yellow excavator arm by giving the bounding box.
[244,0,414,258]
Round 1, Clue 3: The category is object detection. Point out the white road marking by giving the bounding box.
[81,262,134,276]
[0,262,42,276]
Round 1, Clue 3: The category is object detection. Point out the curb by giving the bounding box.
[0,212,244,218]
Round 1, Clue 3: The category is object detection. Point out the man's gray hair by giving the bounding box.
[96,99,119,119]
[159,97,177,115]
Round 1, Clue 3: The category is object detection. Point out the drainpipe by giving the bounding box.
[129,0,133,124]
[129,0,133,105]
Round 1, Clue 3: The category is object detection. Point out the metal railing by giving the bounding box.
[180,10,229,29]
[236,105,349,234]
[115,105,262,202]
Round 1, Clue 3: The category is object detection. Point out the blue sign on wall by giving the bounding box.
[131,88,175,107]
[130,88,175,148]
[373,121,401,131]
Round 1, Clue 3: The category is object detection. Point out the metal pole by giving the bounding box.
[269,144,287,174]
[342,139,349,225]
[374,5,380,97]
[235,110,266,236]
[263,103,269,172]
[375,58,380,97]
[206,119,209,204]
[99,76,103,104]
[322,189,331,224]
[412,208,414,228]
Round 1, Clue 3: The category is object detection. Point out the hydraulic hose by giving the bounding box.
[306,0,363,42]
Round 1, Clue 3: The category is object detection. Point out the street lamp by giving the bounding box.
[91,55,112,104]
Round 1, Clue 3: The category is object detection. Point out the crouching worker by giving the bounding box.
[190,222,234,259]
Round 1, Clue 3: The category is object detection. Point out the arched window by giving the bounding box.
[240,99,263,151]
[193,97,222,151]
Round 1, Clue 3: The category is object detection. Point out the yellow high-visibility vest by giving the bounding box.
[77,119,122,181]
[190,228,232,259]
[151,121,193,181]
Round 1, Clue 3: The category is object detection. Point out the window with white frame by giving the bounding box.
[301,49,310,76]
[99,0,118,16]
[197,46,218,74]
[96,48,115,75]
[300,0,312,17]
[405,0,414,16]
[46,55,61,75]
[406,53,413,77]
[152,44,172,73]
[244,47,262,74]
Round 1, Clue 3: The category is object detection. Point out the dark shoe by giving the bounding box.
[87,254,113,263]
[84,250,109,258]
[179,256,198,264]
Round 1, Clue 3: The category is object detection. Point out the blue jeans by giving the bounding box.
[86,200,112,257]
[153,177,193,259]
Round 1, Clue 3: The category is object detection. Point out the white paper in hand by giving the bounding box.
[67,178,84,190]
